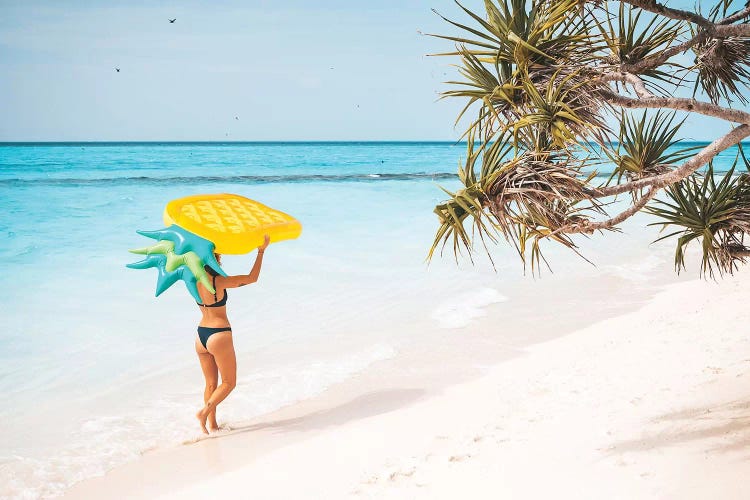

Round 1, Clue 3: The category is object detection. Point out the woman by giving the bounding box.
[194,235,270,434]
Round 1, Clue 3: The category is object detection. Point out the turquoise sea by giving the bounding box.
[0,141,744,498]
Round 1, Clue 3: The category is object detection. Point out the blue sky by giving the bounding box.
[0,0,740,141]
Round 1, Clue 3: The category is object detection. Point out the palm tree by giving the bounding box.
[428,0,750,277]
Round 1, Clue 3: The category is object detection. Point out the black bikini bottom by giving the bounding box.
[197,326,232,349]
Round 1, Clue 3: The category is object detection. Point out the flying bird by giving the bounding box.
[235,116,239,120]
[169,18,176,23]
[115,68,120,72]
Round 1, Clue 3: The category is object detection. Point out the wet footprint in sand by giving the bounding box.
[181,424,235,444]
[361,474,380,485]
[389,467,416,481]
[182,434,209,445]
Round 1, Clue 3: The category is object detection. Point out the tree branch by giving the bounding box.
[618,0,750,37]
[623,34,704,74]
[600,90,750,124]
[590,124,750,197]
[618,0,712,29]
[713,24,750,37]
[609,4,750,76]
[599,72,654,98]
[719,6,750,25]
[560,126,750,233]
[564,187,659,235]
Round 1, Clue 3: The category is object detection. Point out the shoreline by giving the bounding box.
[61,267,712,499]
[4,180,684,499]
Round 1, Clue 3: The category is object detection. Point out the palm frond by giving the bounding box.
[708,0,749,21]
[506,67,611,150]
[429,134,509,264]
[646,163,750,277]
[597,3,686,88]
[692,34,750,105]
[431,131,611,273]
[603,110,701,185]
[429,0,598,69]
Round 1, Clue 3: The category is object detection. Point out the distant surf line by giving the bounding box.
[1,168,740,187]
[0,172,460,186]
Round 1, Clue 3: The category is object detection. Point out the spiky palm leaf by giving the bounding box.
[429,0,596,69]
[597,2,685,90]
[441,46,520,141]
[430,128,610,272]
[692,34,750,105]
[484,150,606,273]
[646,164,750,277]
[430,135,512,264]
[505,67,610,149]
[443,49,610,147]
[431,0,605,145]
[708,0,750,22]
[604,110,701,185]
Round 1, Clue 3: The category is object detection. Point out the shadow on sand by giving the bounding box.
[606,397,750,459]
[189,388,427,443]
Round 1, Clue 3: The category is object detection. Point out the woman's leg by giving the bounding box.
[196,332,237,434]
[195,338,220,431]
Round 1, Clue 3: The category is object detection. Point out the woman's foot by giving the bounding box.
[196,406,211,434]
[209,420,220,433]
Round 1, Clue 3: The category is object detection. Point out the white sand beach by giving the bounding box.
[63,268,750,499]
[6,0,750,496]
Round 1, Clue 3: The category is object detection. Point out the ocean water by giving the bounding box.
[0,141,742,498]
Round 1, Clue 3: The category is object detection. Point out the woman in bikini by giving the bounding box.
[194,235,270,434]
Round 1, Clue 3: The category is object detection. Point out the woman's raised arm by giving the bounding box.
[216,235,270,289]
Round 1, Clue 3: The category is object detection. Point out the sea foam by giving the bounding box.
[0,343,396,499]
[431,287,509,329]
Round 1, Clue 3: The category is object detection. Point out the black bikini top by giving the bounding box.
[198,273,228,308]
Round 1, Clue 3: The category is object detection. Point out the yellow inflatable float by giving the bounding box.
[163,193,302,254]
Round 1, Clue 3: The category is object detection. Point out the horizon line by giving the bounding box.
[0,139,730,146]
[0,140,465,145]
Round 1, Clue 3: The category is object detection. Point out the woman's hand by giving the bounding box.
[258,234,270,252]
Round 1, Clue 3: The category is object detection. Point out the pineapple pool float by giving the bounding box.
[127,193,302,303]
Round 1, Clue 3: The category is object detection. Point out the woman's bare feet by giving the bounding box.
[196,406,211,434]
[209,418,220,433]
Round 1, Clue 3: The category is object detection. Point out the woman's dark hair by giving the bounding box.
[204,265,219,277]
